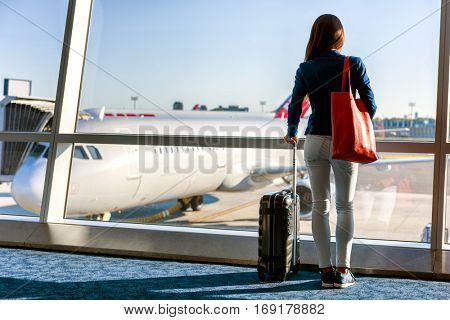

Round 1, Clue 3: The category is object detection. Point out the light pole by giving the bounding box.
[260,101,266,113]
[408,102,416,128]
[131,96,138,110]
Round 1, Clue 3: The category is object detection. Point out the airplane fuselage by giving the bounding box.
[12,111,308,217]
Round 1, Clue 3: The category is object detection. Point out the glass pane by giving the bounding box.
[444,156,450,244]
[0,0,68,132]
[78,0,439,140]
[351,153,433,243]
[65,144,294,222]
[0,141,48,217]
[65,144,433,242]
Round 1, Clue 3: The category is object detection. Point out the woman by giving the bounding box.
[284,14,377,288]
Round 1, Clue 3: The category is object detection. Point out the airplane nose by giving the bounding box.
[11,159,47,214]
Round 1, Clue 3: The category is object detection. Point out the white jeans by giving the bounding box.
[304,134,359,268]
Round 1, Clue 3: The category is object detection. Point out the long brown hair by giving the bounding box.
[305,14,345,61]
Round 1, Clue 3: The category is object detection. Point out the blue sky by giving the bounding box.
[0,0,442,118]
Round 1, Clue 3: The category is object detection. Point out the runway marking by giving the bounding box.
[191,199,259,223]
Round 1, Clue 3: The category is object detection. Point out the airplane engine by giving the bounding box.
[296,178,313,220]
[375,164,392,172]
[219,172,258,191]
[295,178,337,220]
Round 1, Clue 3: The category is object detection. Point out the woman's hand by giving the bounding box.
[284,135,299,145]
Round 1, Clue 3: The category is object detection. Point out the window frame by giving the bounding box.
[0,0,449,279]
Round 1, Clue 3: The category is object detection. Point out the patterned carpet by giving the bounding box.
[0,247,448,300]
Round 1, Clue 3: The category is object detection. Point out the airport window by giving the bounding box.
[1,0,450,279]
[338,152,433,243]
[74,146,89,160]
[0,0,68,133]
[62,144,433,243]
[86,146,102,160]
[74,0,438,141]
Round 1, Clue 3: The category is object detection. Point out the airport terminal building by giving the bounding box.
[0,0,449,301]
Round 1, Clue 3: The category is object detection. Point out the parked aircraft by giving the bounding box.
[10,96,432,221]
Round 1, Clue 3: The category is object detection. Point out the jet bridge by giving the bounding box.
[0,96,91,182]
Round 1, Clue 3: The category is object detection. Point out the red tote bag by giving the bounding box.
[331,56,378,164]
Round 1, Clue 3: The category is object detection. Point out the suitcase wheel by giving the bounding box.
[277,274,287,282]
[292,263,300,275]
[269,271,286,282]
[258,271,266,282]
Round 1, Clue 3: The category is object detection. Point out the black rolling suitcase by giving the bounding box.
[257,143,301,282]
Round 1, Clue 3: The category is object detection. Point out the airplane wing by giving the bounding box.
[250,156,432,180]
[249,164,308,183]
[364,156,434,166]
[374,128,410,133]
[247,155,432,187]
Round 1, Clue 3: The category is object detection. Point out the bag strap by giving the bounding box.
[341,56,352,92]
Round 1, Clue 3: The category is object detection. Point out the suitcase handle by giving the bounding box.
[292,142,297,201]
[291,142,299,270]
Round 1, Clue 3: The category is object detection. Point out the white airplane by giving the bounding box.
[10,96,433,221]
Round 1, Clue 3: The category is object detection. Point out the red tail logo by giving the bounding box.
[274,95,310,119]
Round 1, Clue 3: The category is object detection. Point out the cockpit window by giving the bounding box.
[29,143,47,159]
[74,146,89,160]
[86,145,102,160]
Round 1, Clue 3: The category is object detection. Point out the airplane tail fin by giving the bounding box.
[192,104,208,111]
[273,95,311,119]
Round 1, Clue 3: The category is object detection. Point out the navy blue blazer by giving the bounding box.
[287,50,377,137]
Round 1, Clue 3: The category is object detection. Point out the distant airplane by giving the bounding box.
[192,104,207,111]
[11,95,432,221]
